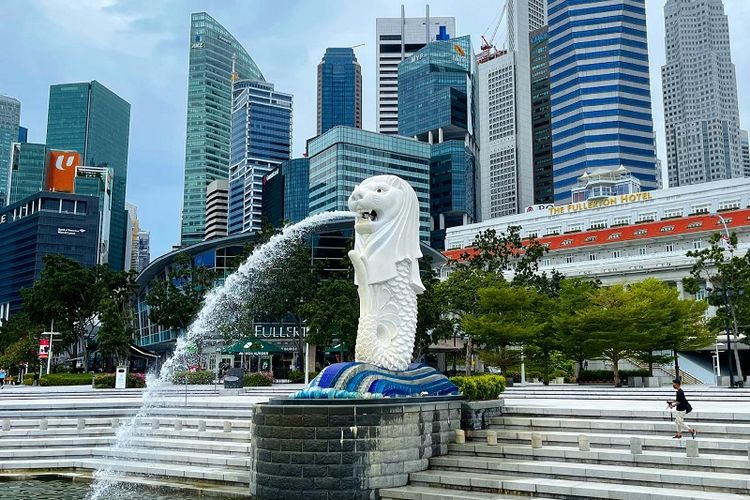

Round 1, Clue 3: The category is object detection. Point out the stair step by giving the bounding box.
[379,484,555,499]
[77,458,249,484]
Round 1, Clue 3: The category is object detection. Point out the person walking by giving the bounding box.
[0,368,6,389]
[667,378,696,439]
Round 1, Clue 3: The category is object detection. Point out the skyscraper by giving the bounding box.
[398,35,478,249]
[741,130,750,177]
[662,0,743,187]
[0,96,21,207]
[181,12,265,245]
[7,143,47,206]
[205,178,229,240]
[548,0,658,203]
[228,80,292,234]
[376,7,455,135]
[137,230,150,273]
[530,26,553,205]
[308,127,431,241]
[261,158,310,228]
[317,48,362,135]
[46,81,130,270]
[125,202,140,272]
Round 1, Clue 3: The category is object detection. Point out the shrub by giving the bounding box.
[171,370,214,385]
[39,373,93,386]
[23,374,35,385]
[244,372,274,387]
[287,370,319,383]
[93,373,147,389]
[450,374,506,401]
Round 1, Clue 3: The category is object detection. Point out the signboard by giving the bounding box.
[254,324,308,340]
[38,338,50,359]
[46,151,80,193]
[547,192,653,216]
[525,204,555,213]
[57,228,86,236]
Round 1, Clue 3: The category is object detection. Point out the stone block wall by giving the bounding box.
[250,398,462,500]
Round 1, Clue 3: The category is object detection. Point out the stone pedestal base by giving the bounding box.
[250,397,462,500]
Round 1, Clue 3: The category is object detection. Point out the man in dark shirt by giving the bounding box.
[668,379,696,439]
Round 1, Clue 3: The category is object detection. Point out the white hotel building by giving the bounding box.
[444,175,750,296]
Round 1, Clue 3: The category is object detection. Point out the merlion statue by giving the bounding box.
[347,175,424,371]
[290,175,458,399]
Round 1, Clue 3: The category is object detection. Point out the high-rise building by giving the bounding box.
[137,230,150,273]
[227,80,292,234]
[181,12,265,246]
[46,80,130,270]
[308,126,431,240]
[0,96,21,207]
[741,130,750,177]
[548,0,658,203]
[205,178,229,240]
[18,126,27,143]
[317,48,362,135]
[125,202,139,272]
[398,35,478,249]
[376,7,455,135]
[261,158,310,228]
[662,0,743,187]
[7,143,47,205]
[530,26,553,205]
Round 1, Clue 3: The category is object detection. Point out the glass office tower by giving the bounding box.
[262,158,311,228]
[317,48,362,135]
[0,96,21,207]
[181,12,265,245]
[7,143,47,205]
[398,35,478,249]
[46,81,130,270]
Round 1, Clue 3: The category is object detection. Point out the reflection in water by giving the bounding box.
[0,480,201,500]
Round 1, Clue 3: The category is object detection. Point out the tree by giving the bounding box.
[0,313,43,372]
[413,256,449,362]
[97,270,138,368]
[300,278,359,358]
[146,253,219,332]
[553,279,600,375]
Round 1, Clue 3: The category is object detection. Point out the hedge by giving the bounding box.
[171,370,214,385]
[287,370,320,383]
[23,374,35,385]
[244,372,274,387]
[93,373,147,389]
[39,373,93,386]
[577,369,650,383]
[450,374,506,401]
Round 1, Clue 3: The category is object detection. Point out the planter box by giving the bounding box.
[461,400,504,431]
[643,376,661,388]
[551,377,565,385]
[627,376,644,388]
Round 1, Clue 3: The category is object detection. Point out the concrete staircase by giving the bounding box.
[0,390,256,495]
[381,397,750,499]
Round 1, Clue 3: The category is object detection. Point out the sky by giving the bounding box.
[2,0,750,259]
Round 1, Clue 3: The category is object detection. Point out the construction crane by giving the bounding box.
[476,1,509,64]
[351,43,365,50]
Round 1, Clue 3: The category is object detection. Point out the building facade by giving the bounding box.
[307,126,431,241]
[317,48,362,135]
[0,96,21,207]
[205,178,229,240]
[445,177,750,295]
[530,26,553,205]
[46,81,130,270]
[125,202,139,272]
[137,230,150,273]
[261,157,310,228]
[0,192,101,321]
[376,7,455,135]
[398,35,478,249]
[7,143,47,205]
[662,0,743,187]
[228,80,292,234]
[548,0,658,203]
[180,12,265,246]
[742,130,750,177]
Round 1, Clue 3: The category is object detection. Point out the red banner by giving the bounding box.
[38,338,50,359]
[46,151,80,193]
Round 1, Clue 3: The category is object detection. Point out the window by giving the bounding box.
[691,204,710,214]
[665,243,674,252]
[566,256,574,264]
[637,212,657,222]
[590,219,607,229]
[663,208,683,218]
[613,216,631,226]
[693,240,702,249]
[612,250,622,259]
[718,200,740,211]
[639,247,647,256]
[567,223,583,233]
[543,258,551,267]
[545,226,561,236]
[527,231,538,239]
[589,253,597,261]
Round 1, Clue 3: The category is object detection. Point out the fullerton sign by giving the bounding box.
[547,192,653,216]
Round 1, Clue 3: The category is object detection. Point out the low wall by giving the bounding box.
[250,397,462,500]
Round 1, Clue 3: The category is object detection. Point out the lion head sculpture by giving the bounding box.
[348,175,424,293]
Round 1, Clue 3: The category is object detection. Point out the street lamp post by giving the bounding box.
[41,321,61,376]
[721,287,736,388]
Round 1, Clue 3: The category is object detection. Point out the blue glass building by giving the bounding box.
[317,48,362,135]
[46,81,130,270]
[0,192,100,321]
[0,96,21,208]
[228,80,293,234]
[261,158,310,228]
[397,35,478,249]
[18,126,28,143]
[548,0,658,204]
[7,143,47,206]
[308,127,431,241]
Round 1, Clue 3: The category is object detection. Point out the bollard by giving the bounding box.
[486,430,498,446]
[152,419,160,430]
[630,437,642,455]
[578,434,590,452]
[531,433,543,449]
[223,421,232,433]
[39,418,48,431]
[686,440,699,458]
[2,420,10,431]
[198,420,206,432]
[111,417,119,430]
[77,418,85,431]
[455,429,466,444]
[174,420,182,431]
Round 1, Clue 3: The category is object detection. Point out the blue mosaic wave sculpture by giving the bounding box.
[290,362,459,399]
